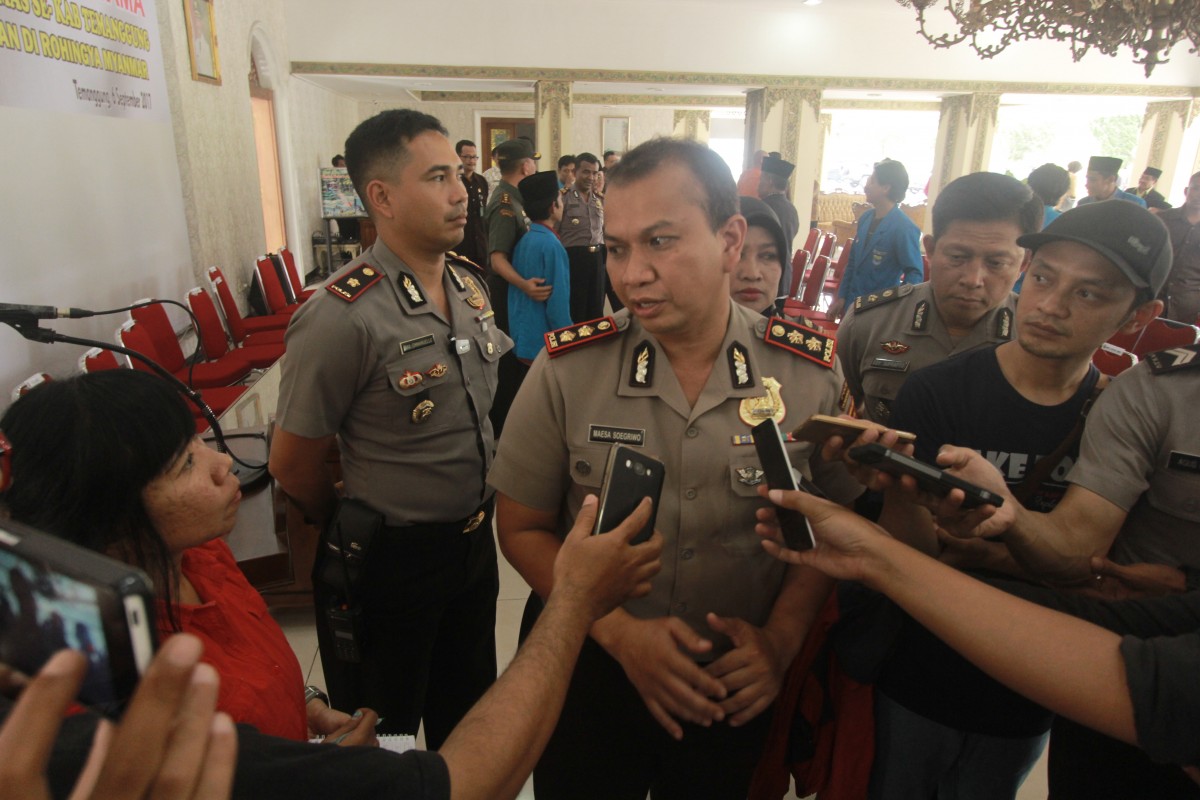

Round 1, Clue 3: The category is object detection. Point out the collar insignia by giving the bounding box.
[445,262,467,292]
[912,300,929,332]
[996,308,1014,340]
[728,342,754,388]
[399,273,426,307]
[629,340,655,387]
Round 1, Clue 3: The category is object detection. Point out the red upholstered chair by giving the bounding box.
[10,373,51,402]
[787,250,810,300]
[205,267,288,346]
[784,255,836,328]
[116,321,244,422]
[800,228,822,258]
[79,347,121,373]
[254,256,303,316]
[186,288,283,370]
[816,232,836,262]
[1092,343,1138,377]
[822,237,854,308]
[277,247,316,302]
[127,301,253,388]
[1108,317,1200,359]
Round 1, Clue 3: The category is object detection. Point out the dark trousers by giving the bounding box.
[532,635,773,800]
[483,270,525,437]
[990,579,1200,799]
[315,504,499,749]
[565,245,606,322]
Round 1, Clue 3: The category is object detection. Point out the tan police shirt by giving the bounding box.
[556,187,604,248]
[836,282,1015,424]
[275,241,512,526]
[487,302,861,657]
[1067,348,1200,568]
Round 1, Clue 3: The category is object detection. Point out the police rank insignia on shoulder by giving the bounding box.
[326,264,383,302]
[447,252,484,278]
[854,284,911,312]
[764,316,836,368]
[545,316,618,357]
[1147,344,1200,374]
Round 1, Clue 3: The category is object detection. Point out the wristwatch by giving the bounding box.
[304,685,330,706]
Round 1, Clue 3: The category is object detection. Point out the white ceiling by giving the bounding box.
[282,0,1200,104]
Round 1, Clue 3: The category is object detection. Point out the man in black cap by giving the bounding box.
[1079,156,1148,208]
[1127,166,1172,211]
[757,153,800,254]
[510,171,572,366]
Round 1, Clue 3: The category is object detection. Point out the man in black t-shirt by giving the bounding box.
[864,201,1169,800]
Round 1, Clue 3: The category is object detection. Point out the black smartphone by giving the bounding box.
[849,443,1006,510]
[0,519,157,716]
[593,445,665,545]
[752,419,817,551]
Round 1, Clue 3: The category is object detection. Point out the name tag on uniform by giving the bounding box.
[588,425,646,446]
[400,334,435,354]
[869,357,909,372]
[1169,451,1200,474]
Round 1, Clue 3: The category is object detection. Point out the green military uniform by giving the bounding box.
[482,179,530,332]
[836,282,1015,424]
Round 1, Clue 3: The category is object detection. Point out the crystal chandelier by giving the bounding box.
[895,0,1200,77]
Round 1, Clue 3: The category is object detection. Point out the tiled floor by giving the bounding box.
[276,530,1048,800]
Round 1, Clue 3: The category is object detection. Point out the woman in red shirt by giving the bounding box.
[0,370,376,745]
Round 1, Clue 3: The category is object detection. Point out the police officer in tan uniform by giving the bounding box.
[490,139,860,800]
[837,172,1044,425]
[557,151,606,321]
[270,109,512,750]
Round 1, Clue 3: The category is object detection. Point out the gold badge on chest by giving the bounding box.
[462,275,486,309]
[738,376,785,425]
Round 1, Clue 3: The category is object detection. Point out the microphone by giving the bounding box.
[0,303,94,321]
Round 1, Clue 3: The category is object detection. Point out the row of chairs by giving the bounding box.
[783,229,847,329]
[1093,316,1200,376]
[12,253,313,430]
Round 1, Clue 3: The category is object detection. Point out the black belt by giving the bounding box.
[566,244,605,253]
[382,503,489,535]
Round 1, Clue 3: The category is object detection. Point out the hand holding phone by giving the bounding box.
[791,414,916,446]
[593,445,665,545]
[752,420,817,551]
[848,444,1004,510]
[0,520,156,716]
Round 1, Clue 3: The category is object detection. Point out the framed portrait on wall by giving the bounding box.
[184,0,221,85]
[601,117,630,154]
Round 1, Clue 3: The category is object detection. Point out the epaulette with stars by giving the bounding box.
[763,316,836,368]
[544,316,620,358]
[853,284,913,313]
[1147,344,1200,374]
[447,250,484,275]
[326,263,383,303]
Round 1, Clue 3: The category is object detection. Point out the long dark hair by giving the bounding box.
[0,370,196,628]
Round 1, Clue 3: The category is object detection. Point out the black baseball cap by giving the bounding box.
[1017,201,1173,297]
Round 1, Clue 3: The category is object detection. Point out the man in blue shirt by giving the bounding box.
[510,170,572,364]
[831,158,923,319]
[1077,156,1148,209]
